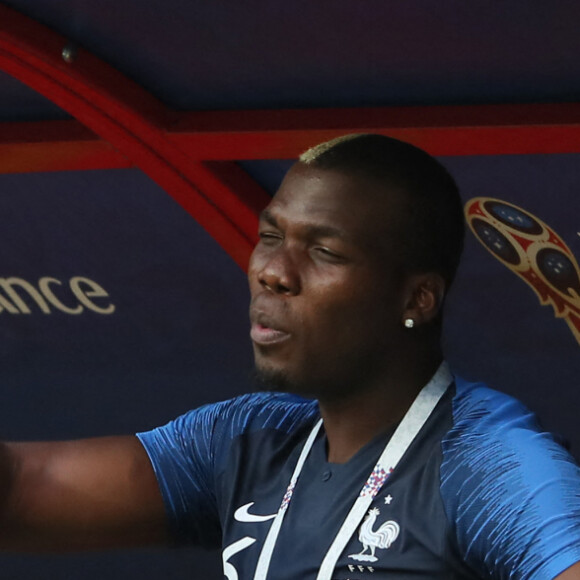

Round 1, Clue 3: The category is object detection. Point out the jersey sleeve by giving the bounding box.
[136,399,228,547]
[136,392,316,548]
[440,379,580,580]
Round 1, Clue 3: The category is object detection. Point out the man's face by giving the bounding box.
[248,163,410,400]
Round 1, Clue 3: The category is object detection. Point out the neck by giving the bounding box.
[319,351,443,464]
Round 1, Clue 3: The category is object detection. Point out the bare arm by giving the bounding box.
[0,436,168,551]
[557,562,580,579]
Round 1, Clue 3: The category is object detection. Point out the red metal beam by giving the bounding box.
[1,4,579,269]
[0,120,130,173]
[0,3,269,270]
[2,102,580,175]
[168,103,580,159]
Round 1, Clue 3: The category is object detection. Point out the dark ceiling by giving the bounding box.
[3,0,580,114]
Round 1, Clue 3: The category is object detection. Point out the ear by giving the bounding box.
[401,273,446,327]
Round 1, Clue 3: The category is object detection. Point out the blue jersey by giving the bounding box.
[137,377,580,579]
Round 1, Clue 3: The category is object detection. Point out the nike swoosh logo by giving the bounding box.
[234,502,277,523]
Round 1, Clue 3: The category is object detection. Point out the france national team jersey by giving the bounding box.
[137,376,580,579]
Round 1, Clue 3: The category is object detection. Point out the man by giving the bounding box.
[1,134,580,579]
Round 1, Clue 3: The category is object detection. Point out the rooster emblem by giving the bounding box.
[348,507,400,562]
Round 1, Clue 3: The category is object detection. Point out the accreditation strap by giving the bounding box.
[253,362,453,580]
[253,417,323,580]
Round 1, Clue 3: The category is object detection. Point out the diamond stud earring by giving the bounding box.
[404,318,415,329]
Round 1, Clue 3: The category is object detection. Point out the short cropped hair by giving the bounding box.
[300,134,465,289]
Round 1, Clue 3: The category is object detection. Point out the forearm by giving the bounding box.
[0,437,169,552]
[556,562,580,579]
[0,440,86,551]
[0,441,17,537]
[0,442,46,551]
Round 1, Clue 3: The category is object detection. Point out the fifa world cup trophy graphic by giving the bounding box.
[465,198,580,346]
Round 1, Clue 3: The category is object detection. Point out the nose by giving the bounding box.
[255,247,301,296]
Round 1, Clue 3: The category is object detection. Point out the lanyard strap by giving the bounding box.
[253,417,323,580]
[253,362,452,580]
[316,361,452,579]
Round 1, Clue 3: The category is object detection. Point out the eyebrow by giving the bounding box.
[259,208,278,227]
[259,208,348,241]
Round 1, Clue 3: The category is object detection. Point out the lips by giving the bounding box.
[250,322,291,345]
[249,305,291,346]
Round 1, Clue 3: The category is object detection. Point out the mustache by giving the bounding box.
[249,297,290,332]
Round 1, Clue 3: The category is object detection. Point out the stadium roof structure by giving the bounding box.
[1,1,580,268]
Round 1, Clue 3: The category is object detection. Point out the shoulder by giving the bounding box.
[135,392,319,546]
[141,391,319,451]
[441,375,577,498]
[444,376,546,448]
[441,377,573,478]
[440,375,580,579]
[223,391,319,429]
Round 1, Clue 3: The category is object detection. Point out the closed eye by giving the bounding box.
[258,231,283,246]
[311,246,346,263]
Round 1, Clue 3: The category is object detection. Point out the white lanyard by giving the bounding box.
[253,362,453,580]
